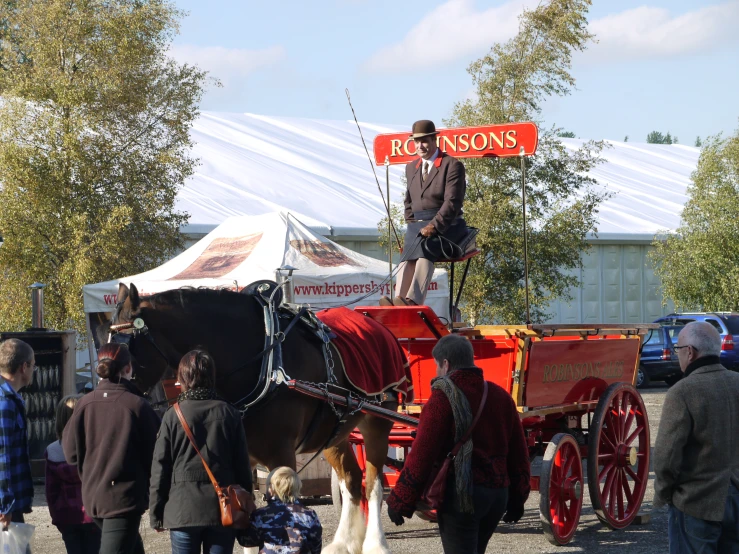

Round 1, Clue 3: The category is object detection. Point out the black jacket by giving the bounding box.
[62,379,160,519]
[149,397,252,529]
[404,152,466,233]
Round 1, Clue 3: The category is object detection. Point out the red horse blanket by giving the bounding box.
[316,307,413,402]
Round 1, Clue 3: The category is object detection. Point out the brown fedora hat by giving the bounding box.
[409,120,438,139]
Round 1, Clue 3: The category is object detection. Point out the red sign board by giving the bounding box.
[523,338,640,409]
[373,122,539,166]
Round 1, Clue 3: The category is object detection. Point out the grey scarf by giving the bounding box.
[431,374,475,513]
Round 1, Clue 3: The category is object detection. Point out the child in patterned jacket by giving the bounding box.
[243,466,322,553]
[45,395,101,554]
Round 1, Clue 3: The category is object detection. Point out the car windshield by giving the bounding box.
[723,316,739,335]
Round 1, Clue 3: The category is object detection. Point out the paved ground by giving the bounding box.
[23,383,670,553]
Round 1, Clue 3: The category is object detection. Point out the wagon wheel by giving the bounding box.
[587,382,650,529]
[539,433,584,546]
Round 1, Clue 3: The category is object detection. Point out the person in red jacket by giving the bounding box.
[386,334,530,554]
[45,394,101,554]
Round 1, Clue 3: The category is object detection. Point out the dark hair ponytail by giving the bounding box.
[178,349,216,391]
[96,343,132,380]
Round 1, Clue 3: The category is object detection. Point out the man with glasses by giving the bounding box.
[0,338,36,530]
[654,321,739,552]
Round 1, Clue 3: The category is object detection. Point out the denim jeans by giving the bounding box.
[668,483,739,554]
[436,484,509,554]
[170,526,236,554]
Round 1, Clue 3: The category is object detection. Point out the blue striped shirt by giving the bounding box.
[0,377,34,514]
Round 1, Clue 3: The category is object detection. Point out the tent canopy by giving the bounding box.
[83,212,449,316]
[178,112,699,237]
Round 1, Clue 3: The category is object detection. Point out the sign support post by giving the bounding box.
[520,146,531,325]
[385,155,393,300]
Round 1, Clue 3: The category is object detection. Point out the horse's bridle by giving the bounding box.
[107,312,176,383]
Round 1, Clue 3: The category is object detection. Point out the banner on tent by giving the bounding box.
[373,122,538,165]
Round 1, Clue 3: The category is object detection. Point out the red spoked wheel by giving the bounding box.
[587,382,650,529]
[540,433,584,545]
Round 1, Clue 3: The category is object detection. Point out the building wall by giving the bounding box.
[545,243,674,324]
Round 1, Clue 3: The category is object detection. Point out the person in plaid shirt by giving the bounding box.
[0,338,36,530]
[45,394,101,554]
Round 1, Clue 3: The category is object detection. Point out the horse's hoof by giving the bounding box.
[362,545,392,554]
[323,543,352,554]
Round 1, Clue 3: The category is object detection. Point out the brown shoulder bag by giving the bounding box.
[173,402,255,528]
[420,380,489,511]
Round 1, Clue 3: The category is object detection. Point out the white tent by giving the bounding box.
[83,212,449,316]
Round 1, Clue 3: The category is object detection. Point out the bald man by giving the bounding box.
[654,321,739,553]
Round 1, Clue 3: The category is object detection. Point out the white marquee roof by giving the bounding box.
[179,112,699,237]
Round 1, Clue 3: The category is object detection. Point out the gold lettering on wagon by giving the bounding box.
[541,360,625,383]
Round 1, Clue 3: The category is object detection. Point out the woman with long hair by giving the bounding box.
[63,343,160,554]
[149,349,253,554]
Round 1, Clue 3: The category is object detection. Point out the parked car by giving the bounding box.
[638,325,683,388]
[654,312,739,371]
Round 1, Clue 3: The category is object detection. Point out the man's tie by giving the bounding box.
[422,161,429,182]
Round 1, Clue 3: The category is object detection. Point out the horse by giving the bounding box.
[104,283,401,554]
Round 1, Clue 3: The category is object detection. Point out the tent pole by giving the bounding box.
[386,156,393,300]
[85,313,97,390]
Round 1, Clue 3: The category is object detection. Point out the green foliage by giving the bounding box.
[624,135,629,142]
[377,188,406,255]
[650,128,739,311]
[446,0,608,324]
[0,0,208,334]
[695,136,702,147]
[647,131,675,144]
[557,130,576,138]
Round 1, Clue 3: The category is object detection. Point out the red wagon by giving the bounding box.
[310,303,656,546]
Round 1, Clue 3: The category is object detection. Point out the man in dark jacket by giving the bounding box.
[654,321,739,553]
[0,339,35,529]
[386,334,530,554]
[380,120,468,307]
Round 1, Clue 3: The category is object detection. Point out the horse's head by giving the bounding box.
[101,283,180,392]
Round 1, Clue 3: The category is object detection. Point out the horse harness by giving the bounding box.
[106,282,391,472]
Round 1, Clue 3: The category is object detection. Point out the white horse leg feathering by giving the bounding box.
[361,477,391,554]
[324,478,366,554]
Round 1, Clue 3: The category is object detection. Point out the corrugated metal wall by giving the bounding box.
[545,244,673,324]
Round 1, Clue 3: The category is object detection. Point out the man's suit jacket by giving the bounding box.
[653,362,739,521]
[404,152,466,234]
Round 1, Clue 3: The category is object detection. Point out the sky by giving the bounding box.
[170,0,739,144]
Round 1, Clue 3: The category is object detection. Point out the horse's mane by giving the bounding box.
[145,287,251,312]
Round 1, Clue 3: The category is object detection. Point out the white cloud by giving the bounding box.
[588,1,739,62]
[364,0,533,73]
[170,45,286,84]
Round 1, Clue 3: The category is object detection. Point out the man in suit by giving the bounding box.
[381,120,468,307]
[654,321,739,553]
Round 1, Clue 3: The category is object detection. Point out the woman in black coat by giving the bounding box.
[63,343,160,554]
[149,350,253,554]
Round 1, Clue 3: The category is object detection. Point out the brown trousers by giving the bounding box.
[395,258,434,305]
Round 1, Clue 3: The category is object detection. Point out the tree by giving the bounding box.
[647,131,675,144]
[557,130,576,138]
[446,0,608,324]
[695,136,703,147]
[624,135,629,142]
[650,128,739,310]
[0,0,208,334]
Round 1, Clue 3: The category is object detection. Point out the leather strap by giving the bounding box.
[449,380,489,458]
[173,402,224,496]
